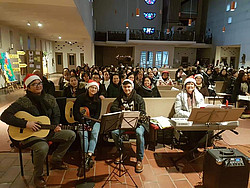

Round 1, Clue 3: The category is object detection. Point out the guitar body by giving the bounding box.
[8,111,51,141]
[65,101,90,123]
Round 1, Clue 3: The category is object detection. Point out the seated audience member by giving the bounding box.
[247,70,250,84]
[76,66,82,78]
[148,71,157,86]
[232,72,250,103]
[33,69,55,96]
[174,77,210,149]
[175,68,187,84]
[63,76,85,98]
[101,71,110,90]
[212,66,220,81]
[81,72,90,85]
[58,68,70,90]
[59,72,70,90]
[157,70,173,86]
[203,68,213,86]
[152,67,161,79]
[91,73,107,99]
[111,79,148,173]
[137,76,161,98]
[226,70,238,95]
[70,69,77,77]
[135,70,144,88]
[73,80,101,172]
[1,74,76,188]
[107,73,121,98]
[216,68,229,82]
[194,74,209,97]
[127,72,135,82]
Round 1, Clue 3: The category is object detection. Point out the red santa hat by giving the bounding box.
[87,80,99,91]
[184,76,196,86]
[23,74,42,89]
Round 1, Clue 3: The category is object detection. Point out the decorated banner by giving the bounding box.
[0,52,16,82]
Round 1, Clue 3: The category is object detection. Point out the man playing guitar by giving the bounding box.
[1,74,76,188]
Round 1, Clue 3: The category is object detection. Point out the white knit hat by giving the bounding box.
[194,74,203,79]
[87,80,99,91]
[23,74,42,89]
[184,77,196,86]
[122,79,134,88]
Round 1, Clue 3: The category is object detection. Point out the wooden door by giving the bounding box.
[80,53,84,67]
[67,53,76,70]
[55,52,63,73]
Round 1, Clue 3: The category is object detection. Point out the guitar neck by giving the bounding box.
[40,124,78,130]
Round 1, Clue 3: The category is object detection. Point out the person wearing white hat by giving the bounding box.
[174,77,204,118]
[173,77,211,150]
[1,74,76,188]
[73,79,101,175]
[110,79,147,173]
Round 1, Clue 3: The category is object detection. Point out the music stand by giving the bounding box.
[101,111,140,188]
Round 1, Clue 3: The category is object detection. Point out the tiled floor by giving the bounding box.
[0,87,249,188]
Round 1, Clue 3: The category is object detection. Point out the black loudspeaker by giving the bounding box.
[203,148,249,188]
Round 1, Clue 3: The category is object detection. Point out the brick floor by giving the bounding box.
[0,88,250,188]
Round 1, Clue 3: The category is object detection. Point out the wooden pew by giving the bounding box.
[157,85,182,90]
[159,90,181,98]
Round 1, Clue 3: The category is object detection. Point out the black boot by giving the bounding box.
[85,155,94,172]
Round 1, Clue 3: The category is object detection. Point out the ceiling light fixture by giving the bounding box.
[37,23,42,27]
[27,22,31,26]
[58,36,62,39]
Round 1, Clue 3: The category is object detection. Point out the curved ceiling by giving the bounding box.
[0,0,90,42]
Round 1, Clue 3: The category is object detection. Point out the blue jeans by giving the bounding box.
[111,125,145,161]
[78,122,100,154]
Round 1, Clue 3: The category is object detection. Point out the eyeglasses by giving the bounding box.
[30,82,43,87]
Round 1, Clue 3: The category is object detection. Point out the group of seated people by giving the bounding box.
[1,63,250,188]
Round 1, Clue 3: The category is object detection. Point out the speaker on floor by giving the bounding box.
[203,148,249,188]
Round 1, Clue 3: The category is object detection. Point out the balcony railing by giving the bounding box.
[95,29,197,42]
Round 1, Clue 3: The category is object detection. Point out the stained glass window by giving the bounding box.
[143,27,155,34]
[144,0,156,5]
[144,12,156,20]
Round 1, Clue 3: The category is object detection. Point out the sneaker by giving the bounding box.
[135,161,143,173]
[34,176,46,188]
[50,161,68,170]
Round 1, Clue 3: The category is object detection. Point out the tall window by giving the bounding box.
[19,35,23,50]
[28,36,31,50]
[9,30,13,47]
[140,51,153,68]
[155,51,169,68]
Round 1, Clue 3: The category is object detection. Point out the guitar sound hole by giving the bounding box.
[20,129,23,133]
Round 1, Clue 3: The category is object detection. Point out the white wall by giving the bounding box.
[174,47,197,67]
[215,46,240,68]
[53,38,94,68]
[0,24,55,88]
[134,45,174,67]
[206,0,250,67]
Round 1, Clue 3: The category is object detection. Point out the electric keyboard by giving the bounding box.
[170,118,239,131]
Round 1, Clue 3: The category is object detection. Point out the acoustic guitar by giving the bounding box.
[8,111,81,141]
[65,101,101,123]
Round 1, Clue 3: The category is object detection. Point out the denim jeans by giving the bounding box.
[78,122,100,154]
[111,125,145,161]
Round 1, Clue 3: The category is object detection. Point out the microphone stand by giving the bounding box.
[76,114,95,188]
